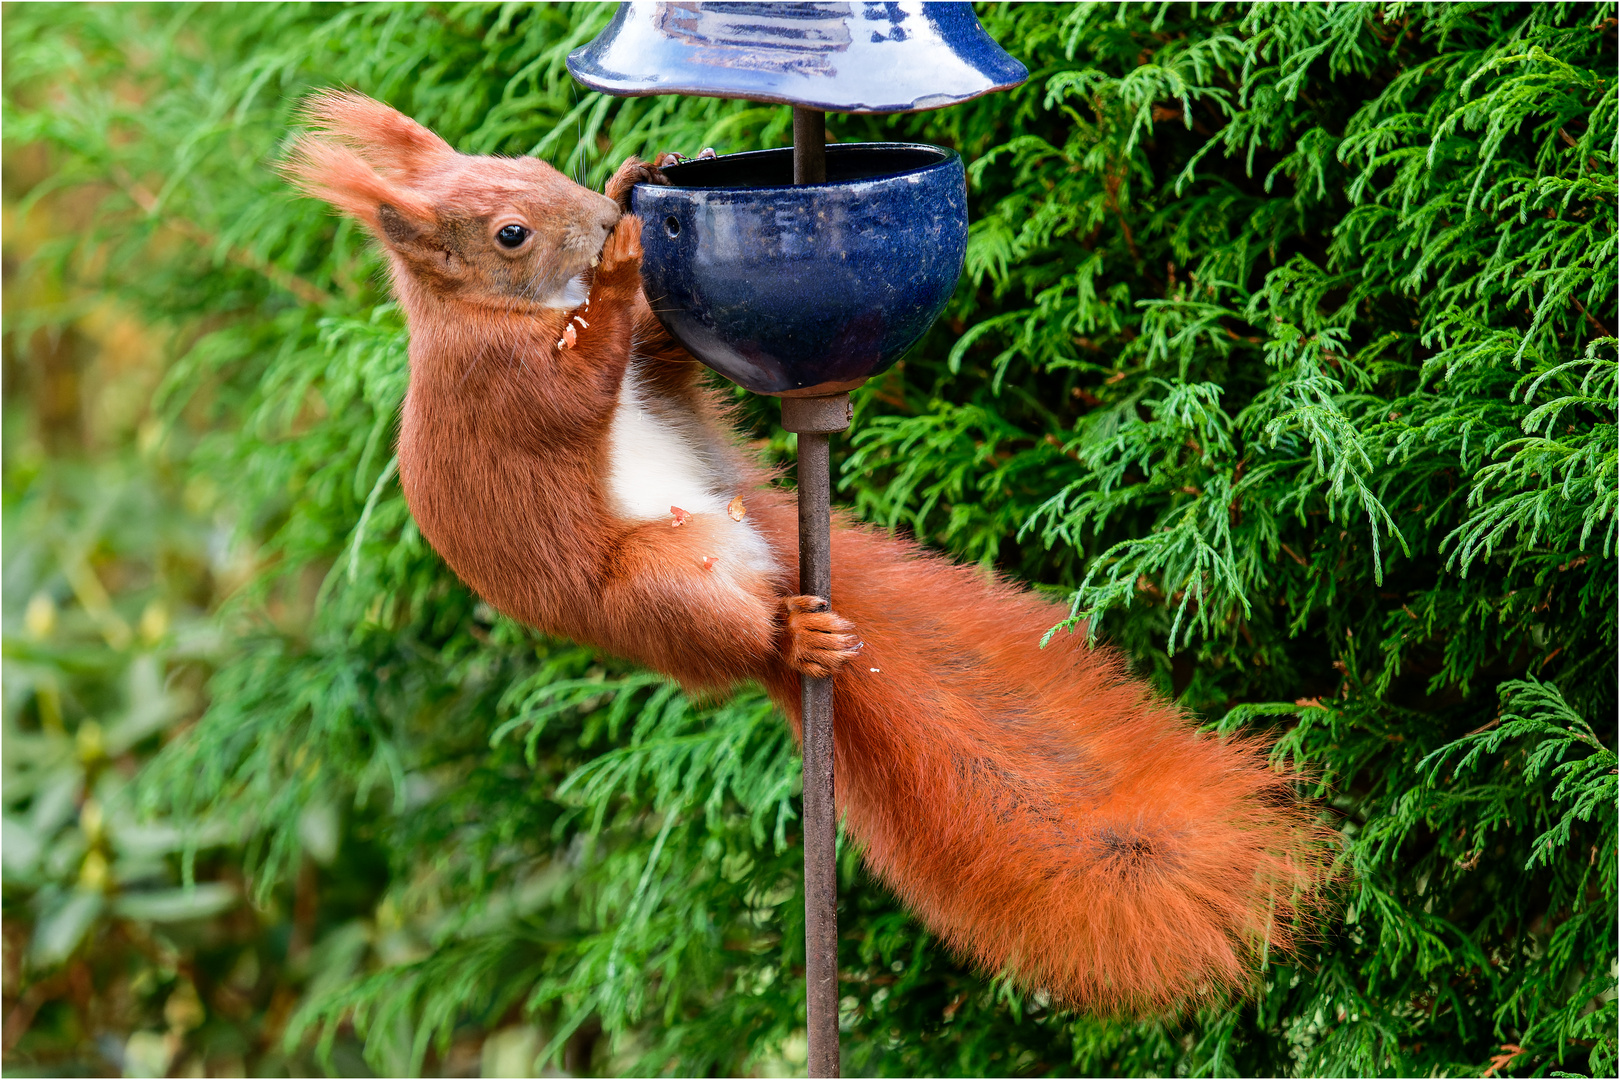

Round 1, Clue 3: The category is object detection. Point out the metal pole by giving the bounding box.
[788,108,838,1079]
[780,392,848,1080]
[793,106,826,185]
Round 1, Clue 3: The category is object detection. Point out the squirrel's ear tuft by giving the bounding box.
[297,89,453,182]
[282,133,437,243]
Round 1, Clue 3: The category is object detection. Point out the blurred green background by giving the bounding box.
[3,3,1615,1078]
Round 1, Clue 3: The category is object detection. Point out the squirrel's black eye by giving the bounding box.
[496,223,530,249]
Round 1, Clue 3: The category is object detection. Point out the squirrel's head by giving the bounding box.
[284,90,620,311]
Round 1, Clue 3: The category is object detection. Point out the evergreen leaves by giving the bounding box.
[3,2,1614,1076]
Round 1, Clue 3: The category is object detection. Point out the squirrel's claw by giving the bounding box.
[784,595,861,679]
[653,148,716,168]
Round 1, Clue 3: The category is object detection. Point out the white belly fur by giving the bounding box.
[605,369,777,577]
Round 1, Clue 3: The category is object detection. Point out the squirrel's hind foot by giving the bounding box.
[783,595,861,678]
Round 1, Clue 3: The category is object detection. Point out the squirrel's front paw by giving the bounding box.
[784,595,861,679]
[604,150,718,210]
[597,214,643,277]
[605,156,663,211]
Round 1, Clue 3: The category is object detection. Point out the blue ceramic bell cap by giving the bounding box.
[568,1,1027,113]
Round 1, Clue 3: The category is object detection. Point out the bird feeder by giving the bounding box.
[569,6,1025,1074]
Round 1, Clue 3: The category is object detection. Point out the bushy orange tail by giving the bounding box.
[765,519,1334,1014]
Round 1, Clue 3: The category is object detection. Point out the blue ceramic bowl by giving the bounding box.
[631,143,967,397]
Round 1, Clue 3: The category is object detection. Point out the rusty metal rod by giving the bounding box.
[788,105,838,1079]
[793,106,827,185]
[780,398,845,1076]
[796,427,838,1079]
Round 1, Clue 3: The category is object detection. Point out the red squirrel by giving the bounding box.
[286,91,1332,1015]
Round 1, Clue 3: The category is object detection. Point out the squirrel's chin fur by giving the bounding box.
[289,91,1337,1017]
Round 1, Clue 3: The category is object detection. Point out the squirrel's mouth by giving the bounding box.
[534,229,608,310]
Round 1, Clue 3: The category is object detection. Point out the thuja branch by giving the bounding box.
[117,169,337,307]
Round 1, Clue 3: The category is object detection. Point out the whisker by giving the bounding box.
[576,113,586,187]
[460,346,490,388]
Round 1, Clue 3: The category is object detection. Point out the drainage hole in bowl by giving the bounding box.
[664,215,681,238]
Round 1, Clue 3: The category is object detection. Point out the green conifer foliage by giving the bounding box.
[4,3,1614,1076]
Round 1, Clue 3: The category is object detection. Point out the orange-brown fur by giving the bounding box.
[286,91,1332,1015]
